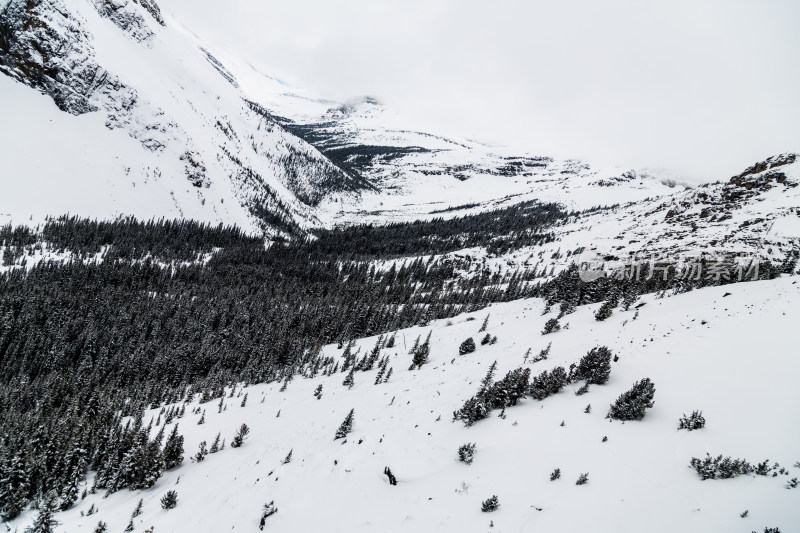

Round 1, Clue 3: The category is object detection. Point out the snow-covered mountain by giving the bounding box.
[0,0,367,234]
[6,275,799,533]
[1,0,692,235]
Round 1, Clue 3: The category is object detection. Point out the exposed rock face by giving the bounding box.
[0,0,120,114]
[91,0,164,42]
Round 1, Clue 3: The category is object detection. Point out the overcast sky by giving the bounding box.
[160,0,799,182]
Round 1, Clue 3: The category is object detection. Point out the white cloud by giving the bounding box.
[160,0,800,181]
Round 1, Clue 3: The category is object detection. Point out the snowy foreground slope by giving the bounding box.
[10,277,799,533]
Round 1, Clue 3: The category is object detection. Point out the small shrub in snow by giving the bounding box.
[689,454,755,480]
[93,522,107,533]
[550,468,561,481]
[383,466,397,485]
[678,410,706,431]
[530,366,567,400]
[607,378,655,421]
[458,443,476,464]
[160,490,178,510]
[453,366,530,426]
[480,333,492,346]
[459,337,476,355]
[786,477,798,489]
[594,300,614,321]
[230,423,250,448]
[481,495,499,512]
[259,501,278,530]
[532,342,551,363]
[194,441,208,462]
[542,318,560,335]
[575,382,590,396]
[572,346,612,385]
[576,473,589,485]
[282,449,293,464]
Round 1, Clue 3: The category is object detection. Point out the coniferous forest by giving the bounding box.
[0,207,788,519]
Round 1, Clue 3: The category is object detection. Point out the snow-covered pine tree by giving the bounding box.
[412,331,431,369]
[572,346,612,385]
[608,378,656,421]
[24,491,59,533]
[542,318,560,335]
[343,367,355,389]
[162,424,184,469]
[459,337,476,355]
[194,441,208,462]
[230,424,250,448]
[594,299,614,321]
[160,490,178,510]
[481,495,499,512]
[132,498,143,518]
[334,409,355,440]
[210,432,222,453]
[458,443,476,464]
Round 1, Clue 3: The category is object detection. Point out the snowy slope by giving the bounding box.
[0,0,365,233]
[8,276,799,533]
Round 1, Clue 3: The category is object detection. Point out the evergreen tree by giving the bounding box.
[335,409,355,440]
[594,299,614,321]
[542,318,560,335]
[411,332,431,369]
[24,491,59,533]
[210,432,222,453]
[458,443,476,464]
[230,424,250,448]
[132,498,143,518]
[194,441,208,462]
[481,495,499,512]
[343,367,355,389]
[572,346,612,385]
[459,337,476,355]
[608,378,656,421]
[162,424,185,470]
[160,490,178,510]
